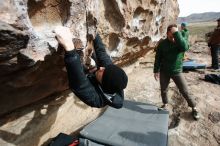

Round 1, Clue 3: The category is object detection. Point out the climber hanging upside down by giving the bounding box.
[54,26,128,108]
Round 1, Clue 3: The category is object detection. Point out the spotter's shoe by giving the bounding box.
[158,104,168,111]
[192,108,200,120]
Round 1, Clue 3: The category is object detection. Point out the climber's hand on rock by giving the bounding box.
[54,26,74,51]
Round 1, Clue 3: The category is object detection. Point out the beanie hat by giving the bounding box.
[181,22,187,27]
[102,64,128,94]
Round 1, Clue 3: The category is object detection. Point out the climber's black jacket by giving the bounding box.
[64,34,124,108]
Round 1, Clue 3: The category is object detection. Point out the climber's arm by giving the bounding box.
[64,50,105,107]
[54,26,106,108]
[93,34,113,67]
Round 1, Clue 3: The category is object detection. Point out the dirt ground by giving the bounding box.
[124,41,220,146]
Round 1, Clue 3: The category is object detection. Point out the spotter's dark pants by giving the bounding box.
[160,72,196,107]
[210,45,219,69]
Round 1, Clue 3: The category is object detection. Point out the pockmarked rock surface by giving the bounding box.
[0,91,104,146]
[0,0,179,116]
[0,0,180,146]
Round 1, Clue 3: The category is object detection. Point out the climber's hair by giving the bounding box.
[167,24,177,32]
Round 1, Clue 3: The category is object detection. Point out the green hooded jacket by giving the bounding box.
[154,31,189,75]
[181,28,189,42]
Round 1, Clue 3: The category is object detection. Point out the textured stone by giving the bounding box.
[0,21,29,62]
[0,91,104,146]
[208,112,220,124]
[0,1,179,144]
[0,0,179,116]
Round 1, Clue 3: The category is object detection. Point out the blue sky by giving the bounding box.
[178,0,220,17]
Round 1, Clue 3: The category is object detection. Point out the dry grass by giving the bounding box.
[187,21,216,44]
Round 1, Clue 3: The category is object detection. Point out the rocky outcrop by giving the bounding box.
[0,1,179,145]
[0,0,179,116]
[0,91,104,146]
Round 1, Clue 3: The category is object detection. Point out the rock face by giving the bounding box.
[0,0,179,145]
[0,0,179,116]
[0,91,104,146]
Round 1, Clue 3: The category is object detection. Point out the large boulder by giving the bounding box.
[0,91,104,146]
[0,0,179,116]
[0,0,179,145]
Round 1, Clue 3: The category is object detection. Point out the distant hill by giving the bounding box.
[178,12,220,23]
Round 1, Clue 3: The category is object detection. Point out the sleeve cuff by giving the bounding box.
[65,50,77,57]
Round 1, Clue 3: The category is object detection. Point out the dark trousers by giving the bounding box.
[210,45,219,69]
[160,72,196,107]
